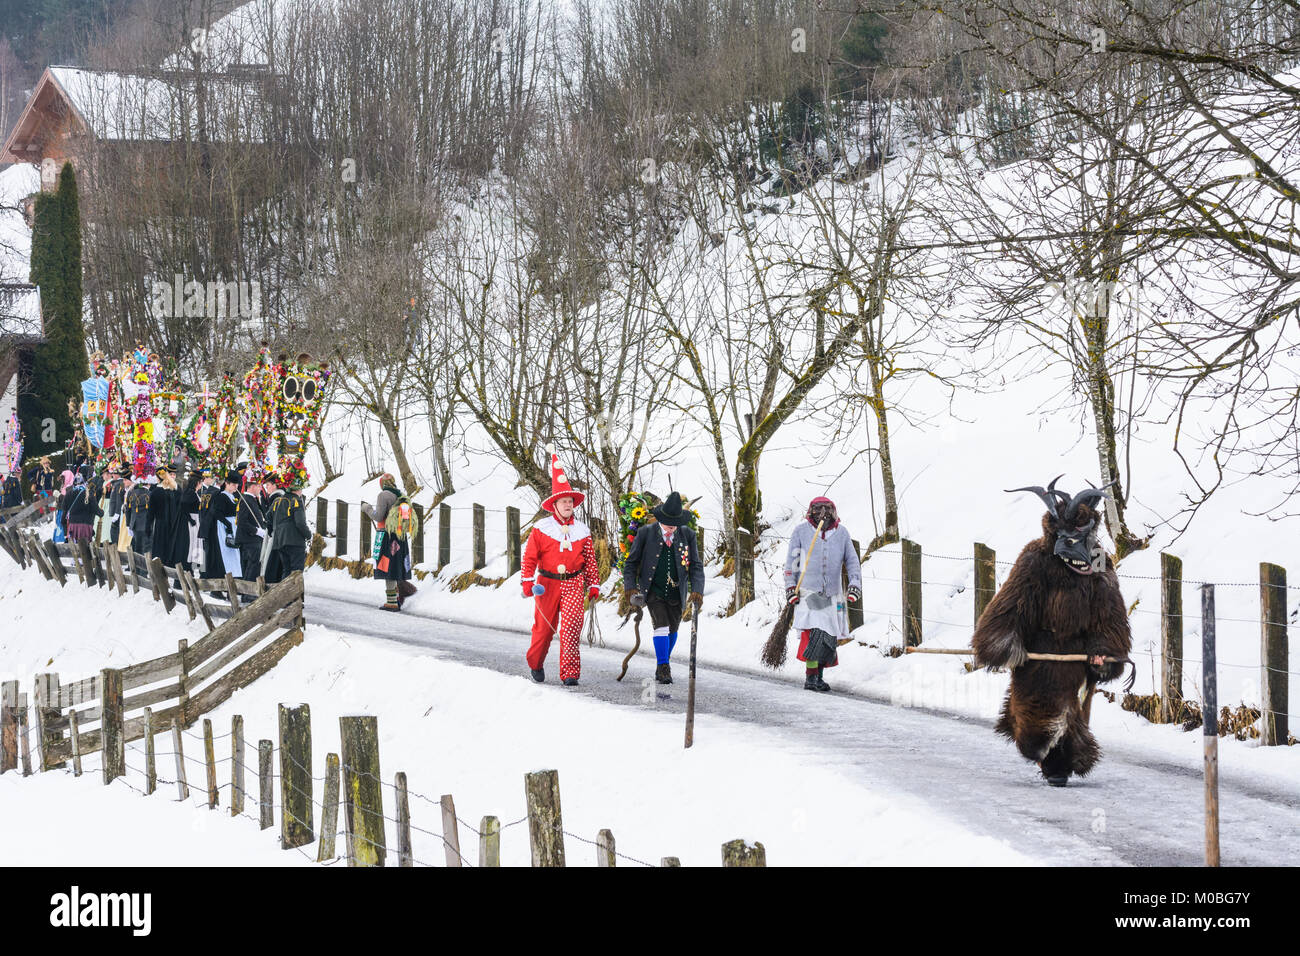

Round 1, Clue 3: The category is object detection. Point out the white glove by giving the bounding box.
[256,528,266,539]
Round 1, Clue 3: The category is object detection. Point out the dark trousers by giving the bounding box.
[273,545,305,577]
[239,541,262,581]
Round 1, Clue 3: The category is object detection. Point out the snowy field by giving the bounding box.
[0,559,1040,866]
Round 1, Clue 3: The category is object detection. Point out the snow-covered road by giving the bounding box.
[310,590,1299,866]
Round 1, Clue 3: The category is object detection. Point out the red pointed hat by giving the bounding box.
[541,444,584,513]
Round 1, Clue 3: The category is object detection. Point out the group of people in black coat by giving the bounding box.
[45,462,314,597]
[195,468,312,588]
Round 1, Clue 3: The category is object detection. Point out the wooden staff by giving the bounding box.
[684,601,700,749]
[903,647,1126,663]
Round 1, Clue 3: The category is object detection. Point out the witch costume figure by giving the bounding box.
[782,497,862,692]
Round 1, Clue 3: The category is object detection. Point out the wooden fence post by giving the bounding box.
[317,752,340,861]
[172,718,188,799]
[1260,562,1289,746]
[230,715,245,817]
[974,542,996,627]
[149,556,175,613]
[506,506,521,577]
[100,669,123,784]
[17,698,32,776]
[143,707,156,795]
[68,709,82,777]
[1160,552,1184,722]
[412,503,425,566]
[438,503,451,570]
[223,572,239,615]
[78,539,99,588]
[472,503,486,570]
[34,672,64,771]
[315,498,328,539]
[335,500,348,557]
[901,539,922,647]
[42,539,67,586]
[479,816,501,867]
[845,537,863,632]
[661,856,681,867]
[203,718,218,808]
[176,639,190,727]
[722,839,766,867]
[278,703,313,849]
[735,526,754,608]
[339,715,385,867]
[258,740,273,830]
[0,680,17,774]
[441,794,462,867]
[359,505,372,558]
[395,773,413,868]
[1202,584,1220,867]
[597,829,616,867]
[525,768,565,867]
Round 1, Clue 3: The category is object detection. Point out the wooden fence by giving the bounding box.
[884,539,1292,744]
[0,507,309,777]
[26,696,768,866]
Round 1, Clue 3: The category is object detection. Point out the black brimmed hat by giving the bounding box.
[652,491,687,525]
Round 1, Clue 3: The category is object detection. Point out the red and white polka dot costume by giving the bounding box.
[521,449,600,682]
[522,516,598,681]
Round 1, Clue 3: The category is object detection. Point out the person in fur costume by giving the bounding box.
[783,497,861,691]
[972,478,1132,786]
[521,449,600,685]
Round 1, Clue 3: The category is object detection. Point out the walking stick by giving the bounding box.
[616,606,643,682]
[684,602,700,749]
[902,647,1126,663]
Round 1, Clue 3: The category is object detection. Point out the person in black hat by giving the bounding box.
[233,470,268,585]
[622,491,705,684]
[268,473,312,581]
[203,471,242,582]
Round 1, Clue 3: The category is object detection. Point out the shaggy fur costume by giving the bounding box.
[972,502,1131,783]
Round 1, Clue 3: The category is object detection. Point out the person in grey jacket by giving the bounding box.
[622,491,705,684]
[784,496,862,692]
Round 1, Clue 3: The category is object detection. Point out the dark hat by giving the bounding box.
[199,467,213,478]
[652,491,686,525]
[224,470,242,485]
[155,463,172,476]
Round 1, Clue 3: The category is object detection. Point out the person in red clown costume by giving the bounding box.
[521,447,601,686]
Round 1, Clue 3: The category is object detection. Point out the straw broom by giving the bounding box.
[760,518,824,669]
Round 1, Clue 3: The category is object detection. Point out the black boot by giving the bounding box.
[1040,748,1071,787]
[815,663,830,692]
[804,670,820,691]
[530,668,545,683]
[655,663,672,684]
[562,677,579,686]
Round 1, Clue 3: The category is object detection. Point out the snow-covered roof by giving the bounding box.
[47,66,267,143]
[0,284,43,341]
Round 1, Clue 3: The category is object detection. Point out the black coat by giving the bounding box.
[125,484,153,551]
[196,486,217,539]
[622,523,705,604]
[148,486,196,566]
[233,492,266,545]
[64,485,101,526]
[269,491,311,549]
[1,475,21,508]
